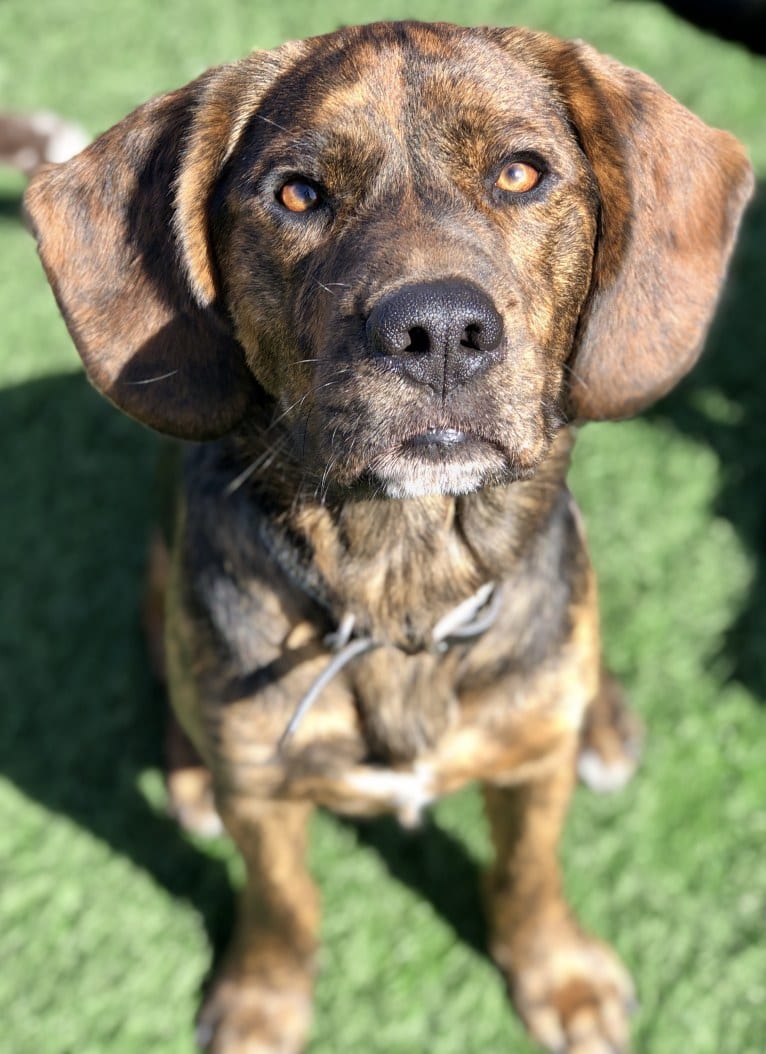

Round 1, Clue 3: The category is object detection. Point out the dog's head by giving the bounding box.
[26,23,752,498]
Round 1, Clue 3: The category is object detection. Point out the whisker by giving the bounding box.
[224,437,290,496]
[276,392,313,422]
[266,380,339,433]
[329,422,341,451]
[255,113,290,133]
[266,370,354,431]
[226,372,357,496]
[318,453,340,503]
[561,361,590,390]
[225,360,361,497]
[224,458,262,496]
[125,369,179,386]
[312,277,338,296]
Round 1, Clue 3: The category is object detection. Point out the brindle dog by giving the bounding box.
[26,21,752,1054]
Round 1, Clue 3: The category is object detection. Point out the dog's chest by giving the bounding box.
[228,585,595,822]
[180,444,590,812]
[280,690,584,825]
[331,762,439,828]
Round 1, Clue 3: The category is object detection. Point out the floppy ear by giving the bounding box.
[538,37,753,420]
[24,48,299,439]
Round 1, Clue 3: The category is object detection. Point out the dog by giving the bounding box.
[25,21,752,1054]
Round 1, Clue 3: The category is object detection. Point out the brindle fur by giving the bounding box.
[26,21,752,1054]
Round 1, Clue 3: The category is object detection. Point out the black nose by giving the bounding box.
[365,279,504,394]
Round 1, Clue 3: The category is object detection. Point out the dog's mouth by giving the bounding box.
[404,427,469,457]
[368,426,510,498]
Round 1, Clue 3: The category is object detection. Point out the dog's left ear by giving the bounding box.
[500,32,754,421]
[24,44,305,439]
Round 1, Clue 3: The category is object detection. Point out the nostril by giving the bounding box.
[406,326,431,354]
[460,323,484,352]
[462,313,503,353]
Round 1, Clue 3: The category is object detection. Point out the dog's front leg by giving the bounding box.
[483,743,635,1054]
[197,798,318,1054]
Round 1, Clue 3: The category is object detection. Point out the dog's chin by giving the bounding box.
[368,430,515,499]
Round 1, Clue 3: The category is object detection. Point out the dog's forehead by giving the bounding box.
[254,24,567,150]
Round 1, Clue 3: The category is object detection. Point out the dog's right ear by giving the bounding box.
[25,47,302,439]
[541,37,754,421]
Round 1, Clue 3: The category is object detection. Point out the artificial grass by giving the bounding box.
[1,2,765,1052]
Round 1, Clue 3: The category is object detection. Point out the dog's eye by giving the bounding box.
[495,162,542,194]
[277,179,321,213]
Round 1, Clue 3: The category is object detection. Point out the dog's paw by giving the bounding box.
[577,747,638,795]
[167,767,224,838]
[196,974,313,1054]
[498,928,636,1054]
[578,673,643,794]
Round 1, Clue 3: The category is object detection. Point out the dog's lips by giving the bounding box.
[404,427,470,458]
[367,428,509,498]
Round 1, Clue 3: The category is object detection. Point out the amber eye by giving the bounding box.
[495,161,542,194]
[277,179,321,213]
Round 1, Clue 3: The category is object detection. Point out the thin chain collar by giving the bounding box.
[247,501,503,749]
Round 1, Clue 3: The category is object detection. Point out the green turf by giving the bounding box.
[1,2,765,1052]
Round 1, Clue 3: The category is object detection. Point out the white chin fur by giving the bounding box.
[375,452,504,499]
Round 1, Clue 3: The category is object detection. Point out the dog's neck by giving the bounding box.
[229,426,576,647]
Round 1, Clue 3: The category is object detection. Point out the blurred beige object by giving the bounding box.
[0,111,88,176]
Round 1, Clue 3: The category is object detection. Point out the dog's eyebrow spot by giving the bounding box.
[311,45,407,131]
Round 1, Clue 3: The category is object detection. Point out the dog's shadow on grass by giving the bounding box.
[0,359,486,961]
[0,366,239,953]
[646,182,766,702]
[347,814,488,954]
